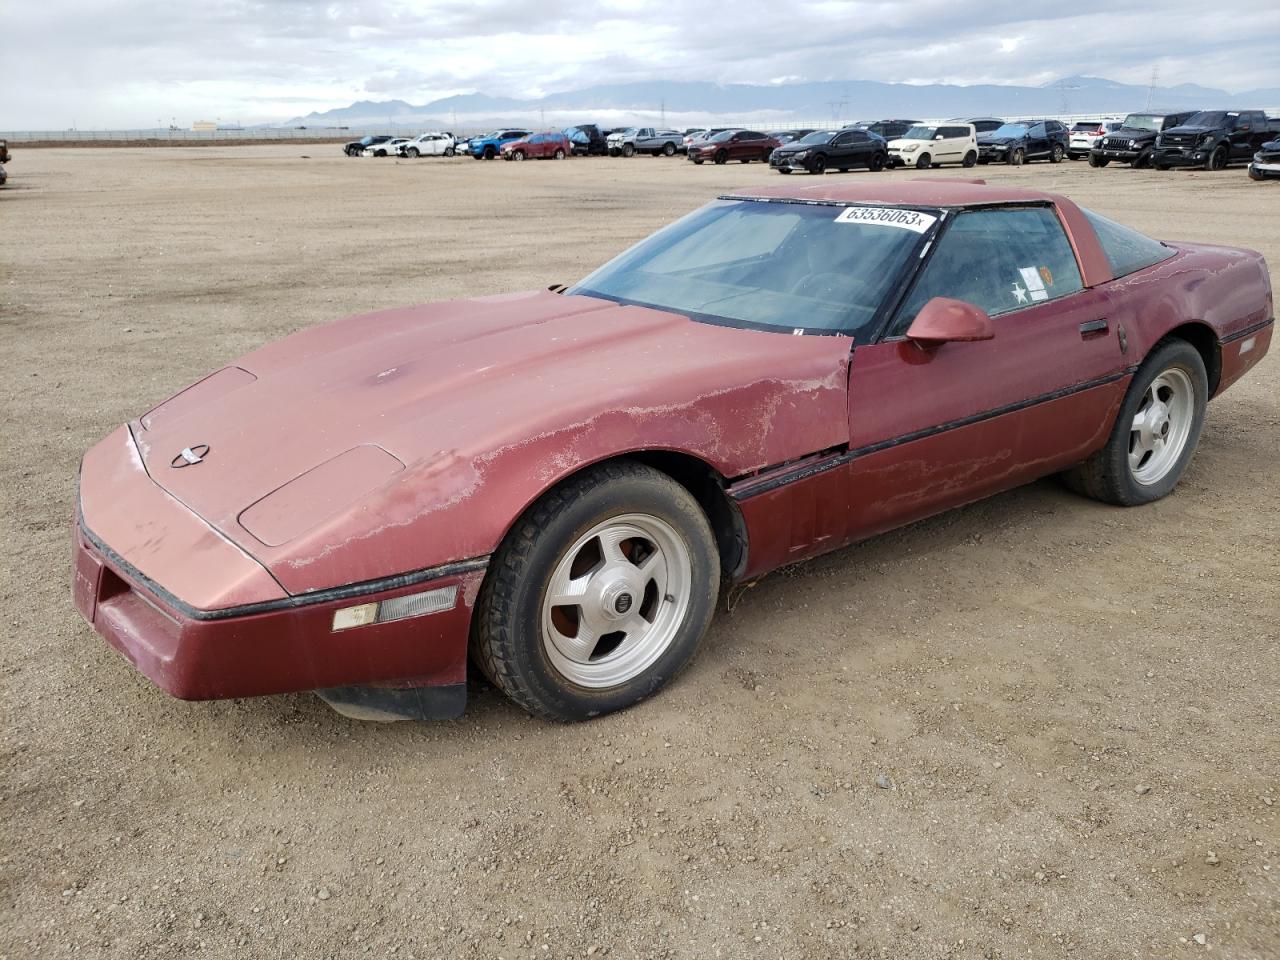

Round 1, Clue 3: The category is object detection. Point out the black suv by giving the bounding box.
[343,134,393,157]
[949,116,1005,134]
[1089,111,1196,168]
[1153,110,1280,170]
[977,119,1069,164]
[564,124,608,156]
[847,119,920,140]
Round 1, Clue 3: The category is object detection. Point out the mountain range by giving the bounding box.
[283,76,1280,129]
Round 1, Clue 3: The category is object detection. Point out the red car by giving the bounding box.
[500,132,570,161]
[73,181,1273,722]
[687,129,781,165]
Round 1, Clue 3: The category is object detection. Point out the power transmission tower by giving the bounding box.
[1146,66,1159,110]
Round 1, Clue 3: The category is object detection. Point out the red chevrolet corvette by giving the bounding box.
[73,181,1273,722]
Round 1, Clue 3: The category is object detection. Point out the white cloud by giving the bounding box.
[2,0,1277,128]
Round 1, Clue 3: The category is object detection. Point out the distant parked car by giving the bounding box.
[687,129,781,165]
[848,119,920,141]
[769,128,886,174]
[977,120,1069,164]
[0,138,10,163]
[768,129,817,145]
[1153,110,1280,170]
[344,135,393,157]
[887,123,977,169]
[1248,138,1280,181]
[683,128,729,152]
[564,125,608,156]
[399,133,456,157]
[363,138,410,157]
[466,130,532,160]
[607,128,684,157]
[948,117,1005,134]
[501,132,571,161]
[1067,120,1123,159]
[1089,111,1197,168]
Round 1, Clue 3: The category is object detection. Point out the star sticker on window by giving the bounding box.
[1012,282,1028,304]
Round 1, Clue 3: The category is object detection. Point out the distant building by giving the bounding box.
[192,120,217,132]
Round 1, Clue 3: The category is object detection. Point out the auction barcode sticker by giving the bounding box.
[834,206,937,233]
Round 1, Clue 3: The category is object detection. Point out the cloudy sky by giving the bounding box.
[4,0,1278,129]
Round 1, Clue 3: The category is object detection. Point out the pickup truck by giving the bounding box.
[1152,110,1280,170]
[606,128,684,157]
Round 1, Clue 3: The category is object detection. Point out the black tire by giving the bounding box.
[1050,143,1065,163]
[1207,146,1228,171]
[962,150,977,168]
[1008,147,1025,166]
[444,147,455,157]
[622,143,635,158]
[472,462,720,722]
[714,149,728,165]
[809,154,826,174]
[483,146,496,160]
[512,150,525,161]
[868,152,886,172]
[915,153,932,170]
[777,167,791,174]
[1089,154,1109,168]
[663,142,676,157]
[1061,339,1207,507]
[1133,149,1151,169]
[1154,162,1170,171]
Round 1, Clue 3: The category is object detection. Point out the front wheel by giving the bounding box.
[622,143,635,158]
[554,148,565,160]
[1089,154,1109,167]
[714,150,728,165]
[444,146,455,157]
[483,146,496,160]
[809,154,826,174]
[472,462,720,722]
[663,142,676,157]
[1207,146,1228,171]
[1008,148,1025,166]
[1062,339,1207,506]
[512,150,525,161]
[962,150,977,168]
[407,148,420,158]
[915,153,932,170]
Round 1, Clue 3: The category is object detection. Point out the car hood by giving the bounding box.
[1162,125,1215,136]
[1113,126,1157,137]
[886,138,922,149]
[978,135,1022,145]
[129,289,851,592]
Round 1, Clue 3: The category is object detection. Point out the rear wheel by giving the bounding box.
[868,152,886,172]
[962,150,977,167]
[1062,339,1207,506]
[1050,143,1065,163]
[473,462,719,722]
[663,142,676,157]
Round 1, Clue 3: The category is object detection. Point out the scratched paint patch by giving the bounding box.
[834,207,937,233]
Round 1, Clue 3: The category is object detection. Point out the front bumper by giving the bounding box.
[1153,146,1211,167]
[1092,145,1143,162]
[1249,156,1280,179]
[73,517,483,707]
[977,145,1009,161]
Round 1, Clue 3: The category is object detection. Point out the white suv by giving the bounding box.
[887,123,978,169]
[1068,120,1123,159]
[399,133,456,157]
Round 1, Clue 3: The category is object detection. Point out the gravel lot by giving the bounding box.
[2,146,1277,960]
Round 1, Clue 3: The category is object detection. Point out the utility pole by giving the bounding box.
[660,98,666,127]
[1146,66,1159,110]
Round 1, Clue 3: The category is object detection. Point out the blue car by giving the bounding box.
[466,129,532,160]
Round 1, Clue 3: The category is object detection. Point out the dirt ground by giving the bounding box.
[1,146,1277,960]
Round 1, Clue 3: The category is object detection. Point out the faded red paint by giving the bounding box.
[73,181,1274,706]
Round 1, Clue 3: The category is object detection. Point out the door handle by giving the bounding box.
[1079,318,1109,337]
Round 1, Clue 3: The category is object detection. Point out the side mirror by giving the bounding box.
[935,134,945,140]
[906,297,995,347]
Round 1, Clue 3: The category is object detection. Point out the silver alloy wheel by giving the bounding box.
[1129,367,1194,485]
[541,513,692,688]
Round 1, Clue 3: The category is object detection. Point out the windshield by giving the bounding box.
[798,131,835,144]
[1183,111,1232,128]
[1121,114,1161,131]
[566,199,938,335]
[902,126,937,140]
[709,130,737,142]
[990,123,1029,138]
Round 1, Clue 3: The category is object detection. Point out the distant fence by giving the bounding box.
[6,110,1277,145]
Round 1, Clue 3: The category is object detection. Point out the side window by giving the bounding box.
[1081,208,1175,278]
[832,132,853,146]
[1029,123,1045,137]
[942,126,968,138]
[890,207,1084,333]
